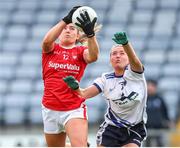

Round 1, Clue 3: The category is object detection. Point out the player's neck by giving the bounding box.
[59,42,76,49]
[114,69,124,76]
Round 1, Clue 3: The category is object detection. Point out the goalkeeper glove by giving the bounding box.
[63,76,79,90]
[75,11,97,38]
[112,32,128,45]
[62,6,82,24]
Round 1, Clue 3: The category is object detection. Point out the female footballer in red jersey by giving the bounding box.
[41,6,99,147]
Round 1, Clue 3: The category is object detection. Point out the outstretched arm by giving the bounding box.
[42,6,81,53]
[75,11,99,63]
[83,36,99,63]
[78,85,100,99]
[42,21,66,53]
[63,76,100,98]
[112,32,143,73]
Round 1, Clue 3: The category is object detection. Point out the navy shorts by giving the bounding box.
[96,121,147,147]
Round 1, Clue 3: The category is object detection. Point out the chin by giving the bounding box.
[63,40,75,45]
[114,65,124,70]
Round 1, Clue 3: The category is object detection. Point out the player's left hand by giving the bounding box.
[112,32,128,45]
[75,11,97,38]
[63,76,79,90]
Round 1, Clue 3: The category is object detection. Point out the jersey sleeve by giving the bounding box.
[77,45,88,62]
[93,73,106,93]
[124,65,145,80]
[42,43,59,55]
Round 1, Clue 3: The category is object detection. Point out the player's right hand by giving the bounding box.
[62,6,82,24]
[63,76,79,90]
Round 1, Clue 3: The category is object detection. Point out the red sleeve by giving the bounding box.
[77,45,87,63]
[42,43,59,55]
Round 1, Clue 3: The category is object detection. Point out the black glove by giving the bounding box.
[63,76,79,90]
[62,6,82,24]
[75,11,97,38]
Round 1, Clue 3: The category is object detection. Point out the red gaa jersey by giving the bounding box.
[42,43,87,111]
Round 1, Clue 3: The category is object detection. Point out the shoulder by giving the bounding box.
[75,45,87,50]
[102,71,115,79]
[53,43,62,51]
[42,43,60,55]
[73,45,87,56]
[156,95,165,102]
[93,71,114,84]
[124,65,145,80]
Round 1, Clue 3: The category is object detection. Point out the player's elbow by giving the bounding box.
[42,40,53,53]
[91,54,98,62]
[42,39,51,48]
[88,54,98,63]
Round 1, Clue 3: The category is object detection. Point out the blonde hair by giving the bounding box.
[110,44,123,55]
[111,44,123,49]
[77,24,102,45]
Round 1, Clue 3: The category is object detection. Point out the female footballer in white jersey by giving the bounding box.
[64,32,147,147]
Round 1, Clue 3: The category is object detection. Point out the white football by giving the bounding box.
[72,6,97,31]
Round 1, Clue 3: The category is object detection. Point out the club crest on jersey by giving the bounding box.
[119,79,127,90]
[72,55,77,59]
[109,79,127,92]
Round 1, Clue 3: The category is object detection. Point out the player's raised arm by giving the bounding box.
[75,11,99,63]
[112,32,143,73]
[63,76,100,98]
[42,6,81,53]
[41,21,65,53]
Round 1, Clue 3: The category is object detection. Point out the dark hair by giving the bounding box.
[147,78,158,85]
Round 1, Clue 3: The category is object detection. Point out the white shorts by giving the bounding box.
[42,104,88,134]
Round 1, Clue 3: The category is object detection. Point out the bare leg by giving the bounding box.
[65,118,88,147]
[123,143,139,147]
[97,145,105,147]
[45,132,66,147]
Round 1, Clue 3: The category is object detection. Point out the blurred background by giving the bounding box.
[0,0,180,146]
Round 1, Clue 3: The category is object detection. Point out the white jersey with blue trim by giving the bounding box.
[93,65,147,127]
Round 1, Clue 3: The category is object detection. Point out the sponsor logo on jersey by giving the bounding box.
[112,91,139,105]
[48,61,80,71]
